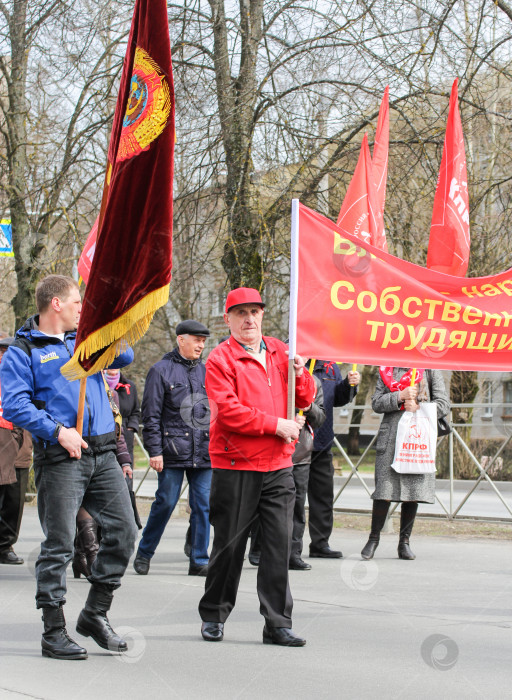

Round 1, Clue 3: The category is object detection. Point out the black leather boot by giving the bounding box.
[41,606,88,660]
[72,535,89,579]
[72,518,99,579]
[398,502,418,560]
[361,537,379,560]
[361,500,390,559]
[76,583,128,652]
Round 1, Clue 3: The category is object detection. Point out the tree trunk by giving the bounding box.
[210,0,265,289]
[4,0,35,327]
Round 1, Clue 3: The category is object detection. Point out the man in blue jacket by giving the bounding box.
[133,319,211,577]
[0,275,137,661]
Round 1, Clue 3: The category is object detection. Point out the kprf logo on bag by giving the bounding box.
[402,420,427,450]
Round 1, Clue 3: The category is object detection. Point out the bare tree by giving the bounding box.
[0,0,132,326]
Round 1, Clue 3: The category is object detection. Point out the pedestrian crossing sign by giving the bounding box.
[0,219,13,257]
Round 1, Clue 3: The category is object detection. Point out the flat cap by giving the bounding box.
[225,287,265,313]
[0,336,15,348]
[175,319,210,337]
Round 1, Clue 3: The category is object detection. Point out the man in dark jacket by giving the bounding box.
[133,319,211,577]
[307,361,359,558]
[289,374,325,570]
[0,275,137,661]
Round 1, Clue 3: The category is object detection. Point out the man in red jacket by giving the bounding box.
[198,288,315,647]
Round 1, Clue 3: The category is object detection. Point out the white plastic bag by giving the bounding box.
[391,403,437,474]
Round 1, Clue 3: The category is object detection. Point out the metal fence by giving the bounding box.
[133,403,512,522]
[333,402,512,521]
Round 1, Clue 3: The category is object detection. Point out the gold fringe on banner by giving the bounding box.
[61,284,169,380]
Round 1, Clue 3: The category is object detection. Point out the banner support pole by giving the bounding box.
[287,199,300,420]
[76,377,87,437]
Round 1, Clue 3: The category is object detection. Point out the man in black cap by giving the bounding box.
[134,320,212,576]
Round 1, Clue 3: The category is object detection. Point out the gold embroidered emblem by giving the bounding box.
[117,47,171,162]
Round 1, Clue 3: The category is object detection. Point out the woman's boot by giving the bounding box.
[398,502,418,560]
[72,533,89,579]
[72,518,99,578]
[361,500,390,560]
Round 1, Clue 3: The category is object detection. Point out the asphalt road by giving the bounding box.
[0,506,511,699]
[133,470,512,520]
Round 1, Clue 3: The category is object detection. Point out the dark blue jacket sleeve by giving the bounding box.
[0,347,59,440]
[141,365,165,457]
[108,348,134,370]
[334,375,357,407]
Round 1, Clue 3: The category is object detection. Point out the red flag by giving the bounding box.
[372,86,389,224]
[63,0,174,378]
[336,134,386,251]
[294,202,512,372]
[427,79,470,276]
[77,217,98,285]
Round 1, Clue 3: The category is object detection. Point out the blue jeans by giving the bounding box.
[138,467,212,566]
[34,443,137,609]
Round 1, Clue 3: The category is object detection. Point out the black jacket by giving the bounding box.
[115,373,140,459]
[292,376,326,465]
[141,348,210,469]
[311,361,357,452]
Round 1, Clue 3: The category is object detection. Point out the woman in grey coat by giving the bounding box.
[361,367,450,561]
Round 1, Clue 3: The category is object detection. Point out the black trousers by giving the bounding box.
[291,462,310,559]
[199,467,295,627]
[308,449,334,550]
[0,468,29,552]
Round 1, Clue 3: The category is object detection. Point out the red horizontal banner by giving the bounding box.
[296,203,512,371]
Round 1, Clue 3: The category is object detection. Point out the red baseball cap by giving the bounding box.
[225,287,265,313]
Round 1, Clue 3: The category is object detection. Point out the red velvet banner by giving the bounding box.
[296,203,512,371]
[64,0,174,378]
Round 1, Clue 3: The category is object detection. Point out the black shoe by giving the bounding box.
[0,549,24,565]
[188,564,208,577]
[41,606,88,660]
[248,552,260,566]
[133,552,150,575]
[262,624,306,647]
[201,622,224,642]
[398,541,416,560]
[361,538,379,560]
[289,557,311,570]
[76,583,127,652]
[309,546,342,559]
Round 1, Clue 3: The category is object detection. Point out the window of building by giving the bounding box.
[482,380,493,419]
[503,380,512,419]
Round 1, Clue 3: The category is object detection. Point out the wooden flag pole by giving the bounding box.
[410,368,417,386]
[76,378,87,436]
